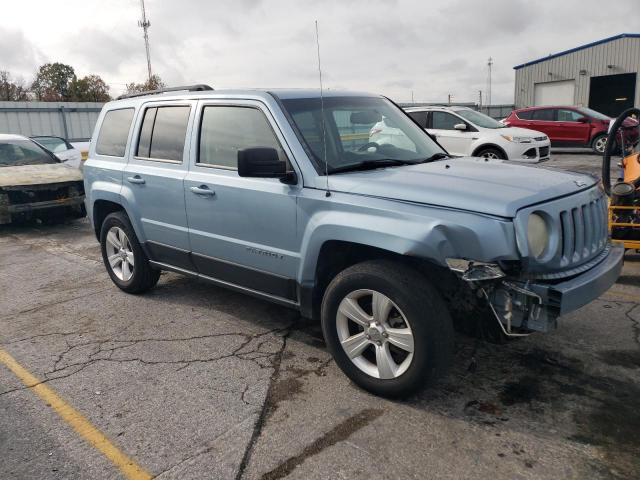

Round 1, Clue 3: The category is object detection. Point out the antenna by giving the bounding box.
[487,57,493,106]
[315,20,330,197]
[138,0,152,82]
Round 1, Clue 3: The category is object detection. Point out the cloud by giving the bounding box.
[0,0,638,102]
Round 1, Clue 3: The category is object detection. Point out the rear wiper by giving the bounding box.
[329,159,413,174]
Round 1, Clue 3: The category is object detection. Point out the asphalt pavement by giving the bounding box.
[1,153,639,480]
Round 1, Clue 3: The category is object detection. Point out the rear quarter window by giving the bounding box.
[516,110,533,120]
[95,108,135,157]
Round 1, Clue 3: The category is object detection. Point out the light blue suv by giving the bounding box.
[84,85,623,397]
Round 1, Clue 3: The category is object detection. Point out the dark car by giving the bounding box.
[503,106,639,154]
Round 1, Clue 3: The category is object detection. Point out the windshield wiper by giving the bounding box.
[329,159,414,174]
[418,152,450,163]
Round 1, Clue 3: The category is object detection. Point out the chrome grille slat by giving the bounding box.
[572,207,584,263]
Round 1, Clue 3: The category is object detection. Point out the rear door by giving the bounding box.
[529,108,557,142]
[122,101,195,269]
[184,100,301,303]
[427,111,475,155]
[555,108,590,145]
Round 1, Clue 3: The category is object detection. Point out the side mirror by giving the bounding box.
[454,123,467,131]
[237,147,296,183]
[577,117,589,123]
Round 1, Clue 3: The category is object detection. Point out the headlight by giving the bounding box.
[527,213,549,258]
[501,135,532,143]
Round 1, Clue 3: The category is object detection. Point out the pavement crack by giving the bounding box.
[234,325,292,480]
[625,304,640,347]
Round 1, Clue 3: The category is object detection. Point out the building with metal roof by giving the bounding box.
[514,33,640,116]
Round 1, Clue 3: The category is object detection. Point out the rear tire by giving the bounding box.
[591,134,607,154]
[100,211,160,293]
[476,147,505,160]
[321,260,454,398]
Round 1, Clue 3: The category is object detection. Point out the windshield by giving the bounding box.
[280,96,445,174]
[577,107,610,121]
[0,139,59,167]
[455,109,505,129]
[33,136,69,153]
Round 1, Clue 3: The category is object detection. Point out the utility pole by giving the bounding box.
[487,57,493,106]
[479,90,483,108]
[138,0,152,82]
[447,94,453,105]
[411,90,414,103]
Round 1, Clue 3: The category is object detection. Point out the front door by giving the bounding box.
[122,102,194,269]
[555,108,591,145]
[184,101,301,302]
[427,111,475,155]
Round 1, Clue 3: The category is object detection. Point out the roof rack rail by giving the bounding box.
[117,84,213,100]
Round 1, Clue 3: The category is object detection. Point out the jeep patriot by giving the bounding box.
[83,85,623,397]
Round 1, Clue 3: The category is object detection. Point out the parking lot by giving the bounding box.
[1,152,639,480]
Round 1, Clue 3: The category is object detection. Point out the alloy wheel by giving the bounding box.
[481,151,499,159]
[594,136,607,153]
[336,289,414,379]
[105,226,135,281]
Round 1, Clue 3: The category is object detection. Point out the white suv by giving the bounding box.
[395,106,551,162]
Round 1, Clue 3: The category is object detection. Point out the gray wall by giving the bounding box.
[0,101,104,141]
[514,36,640,108]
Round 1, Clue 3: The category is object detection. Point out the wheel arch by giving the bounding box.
[472,143,508,159]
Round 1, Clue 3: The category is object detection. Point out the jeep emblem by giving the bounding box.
[574,180,587,187]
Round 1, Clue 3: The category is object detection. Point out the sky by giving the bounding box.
[1,0,638,103]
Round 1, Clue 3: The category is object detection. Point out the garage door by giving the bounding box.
[534,80,575,106]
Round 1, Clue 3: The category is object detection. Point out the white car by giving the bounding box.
[31,136,82,169]
[399,106,551,163]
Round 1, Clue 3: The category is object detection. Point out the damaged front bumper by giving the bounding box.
[0,182,85,224]
[448,244,625,334]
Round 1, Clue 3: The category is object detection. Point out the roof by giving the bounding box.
[0,133,29,141]
[513,33,640,70]
[405,105,473,112]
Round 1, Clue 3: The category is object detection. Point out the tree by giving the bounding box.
[71,74,110,102]
[0,71,29,101]
[124,74,165,95]
[31,63,76,101]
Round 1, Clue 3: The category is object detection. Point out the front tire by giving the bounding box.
[475,147,505,160]
[321,260,454,398]
[100,211,160,293]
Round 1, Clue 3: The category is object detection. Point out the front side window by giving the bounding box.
[432,112,462,130]
[557,109,584,122]
[0,139,58,167]
[577,107,610,121]
[136,106,191,161]
[96,108,135,157]
[198,106,285,169]
[532,109,554,121]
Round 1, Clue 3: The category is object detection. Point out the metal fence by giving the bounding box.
[399,102,515,119]
[0,101,104,142]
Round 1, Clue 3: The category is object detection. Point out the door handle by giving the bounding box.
[190,185,215,196]
[127,175,145,185]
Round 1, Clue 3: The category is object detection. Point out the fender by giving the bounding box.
[296,198,519,286]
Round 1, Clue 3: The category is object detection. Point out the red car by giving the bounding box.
[503,106,638,154]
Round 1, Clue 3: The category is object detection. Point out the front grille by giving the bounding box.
[7,185,71,205]
[558,194,608,268]
[539,146,549,157]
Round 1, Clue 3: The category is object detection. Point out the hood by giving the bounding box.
[0,163,83,188]
[496,126,547,138]
[326,157,596,217]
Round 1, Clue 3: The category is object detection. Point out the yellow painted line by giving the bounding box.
[0,348,151,480]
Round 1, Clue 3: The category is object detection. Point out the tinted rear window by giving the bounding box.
[408,111,427,128]
[96,108,134,157]
[532,109,554,121]
[516,110,533,120]
[137,106,190,161]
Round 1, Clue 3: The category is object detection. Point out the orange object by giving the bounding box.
[622,152,640,184]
